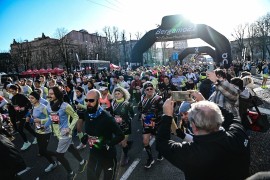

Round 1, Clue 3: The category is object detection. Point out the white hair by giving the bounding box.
[188,101,224,132]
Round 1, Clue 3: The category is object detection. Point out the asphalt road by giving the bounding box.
[14,106,185,180]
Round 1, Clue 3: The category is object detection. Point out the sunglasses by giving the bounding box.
[85,98,96,103]
[145,88,153,91]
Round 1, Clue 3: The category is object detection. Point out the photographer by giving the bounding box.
[156,99,250,180]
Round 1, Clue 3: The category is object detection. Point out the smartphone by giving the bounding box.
[207,64,215,72]
[171,91,194,102]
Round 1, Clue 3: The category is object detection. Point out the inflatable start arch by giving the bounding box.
[178,46,216,63]
[131,14,232,68]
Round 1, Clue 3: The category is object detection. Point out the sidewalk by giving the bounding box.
[253,86,270,110]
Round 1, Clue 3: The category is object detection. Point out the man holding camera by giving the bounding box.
[156,98,250,180]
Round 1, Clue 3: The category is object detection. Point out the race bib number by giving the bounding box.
[115,116,123,123]
[50,112,60,124]
[143,114,156,128]
[88,136,100,149]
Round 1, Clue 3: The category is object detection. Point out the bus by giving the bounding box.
[79,60,110,74]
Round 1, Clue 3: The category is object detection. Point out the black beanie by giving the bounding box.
[30,91,40,100]
[76,86,84,93]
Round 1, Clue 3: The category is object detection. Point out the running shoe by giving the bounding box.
[21,141,31,151]
[78,160,88,173]
[32,138,38,144]
[144,158,155,169]
[157,155,164,161]
[44,162,57,172]
[67,171,76,180]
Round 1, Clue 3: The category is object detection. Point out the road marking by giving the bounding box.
[120,137,156,179]
[120,158,141,180]
[17,167,31,176]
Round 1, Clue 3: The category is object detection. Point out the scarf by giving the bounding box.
[116,98,124,103]
[88,106,103,119]
[50,100,63,112]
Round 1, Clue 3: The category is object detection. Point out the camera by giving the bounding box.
[171,90,195,102]
[207,64,215,72]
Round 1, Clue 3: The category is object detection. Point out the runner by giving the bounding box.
[73,86,87,150]
[111,87,134,166]
[9,84,37,150]
[27,91,57,172]
[81,89,124,180]
[261,61,269,89]
[44,87,87,180]
[138,81,164,168]
[99,86,113,113]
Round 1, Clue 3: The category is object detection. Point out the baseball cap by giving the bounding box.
[179,101,191,113]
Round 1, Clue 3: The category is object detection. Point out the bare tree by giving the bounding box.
[247,23,258,61]
[255,14,270,60]
[231,24,247,60]
[135,31,142,40]
[112,26,120,65]
[41,41,60,68]
[103,26,113,61]
[54,28,73,73]
[121,30,127,67]
[10,39,33,71]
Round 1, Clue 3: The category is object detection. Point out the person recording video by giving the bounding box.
[156,99,250,180]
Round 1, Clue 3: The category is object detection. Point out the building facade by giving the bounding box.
[8,30,107,73]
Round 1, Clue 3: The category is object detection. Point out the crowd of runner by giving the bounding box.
[0,60,269,180]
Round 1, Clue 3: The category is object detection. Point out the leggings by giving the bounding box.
[36,133,54,164]
[48,144,83,173]
[87,154,117,180]
[17,118,36,142]
[8,106,18,132]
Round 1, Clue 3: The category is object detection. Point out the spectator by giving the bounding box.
[156,100,250,180]
[178,101,193,135]
[198,78,213,100]
[207,69,239,119]
[261,61,269,89]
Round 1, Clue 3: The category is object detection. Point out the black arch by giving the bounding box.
[131,14,231,68]
[178,46,216,63]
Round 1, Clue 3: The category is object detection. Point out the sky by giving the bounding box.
[1,0,270,52]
